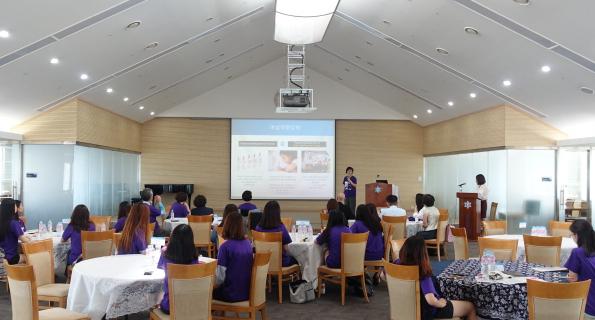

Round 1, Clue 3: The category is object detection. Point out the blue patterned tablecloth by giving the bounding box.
[437,259,568,320]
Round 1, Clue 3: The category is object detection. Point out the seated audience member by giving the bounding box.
[118,203,149,255]
[191,195,214,216]
[238,190,257,216]
[326,198,339,213]
[14,200,26,231]
[0,198,30,264]
[351,204,384,261]
[366,203,380,220]
[169,192,190,218]
[255,200,297,266]
[114,201,131,233]
[219,204,239,228]
[158,224,199,314]
[316,209,351,268]
[566,220,595,318]
[336,192,354,220]
[413,193,425,220]
[154,194,166,215]
[62,204,96,265]
[380,195,406,217]
[141,188,162,235]
[417,194,440,240]
[396,236,477,320]
[214,211,253,302]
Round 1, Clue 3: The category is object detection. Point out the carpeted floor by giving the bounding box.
[0,242,479,320]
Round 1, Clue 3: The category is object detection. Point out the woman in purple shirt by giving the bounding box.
[316,209,351,268]
[14,200,26,232]
[118,203,149,255]
[396,236,477,320]
[343,167,357,216]
[238,190,257,216]
[168,192,190,219]
[157,224,199,314]
[0,198,30,265]
[255,200,297,267]
[214,211,253,302]
[350,204,384,261]
[114,201,131,233]
[62,204,96,265]
[566,220,595,318]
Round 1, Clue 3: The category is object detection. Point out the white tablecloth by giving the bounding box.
[485,234,577,266]
[406,221,424,237]
[287,236,323,287]
[163,217,221,233]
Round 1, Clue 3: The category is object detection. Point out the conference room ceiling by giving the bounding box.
[1,0,594,137]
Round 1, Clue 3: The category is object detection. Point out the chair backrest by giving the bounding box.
[6,264,39,320]
[21,239,54,287]
[438,208,448,216]
[320,210,329,230]
[382,224,394,260]
[527,279,590,320]
[548,220,572,237]
[478,237,518,261]
[384,262,421,320]
[82,230,114,260]
[483,220,507,236]
[341,232,368,275]
[113,233,123,254]
[489,202,498,220]
[250,252,272,307]
[280,217,293,229]
[216,227,225,250]
[523,234,562,266]
[187,215,213,245]
[148,222,156,243]
[168,262,216,320]
[90,215,112,230]
[382,215,406,240]
[390,239,406,261]
[450,227,469,260]
[436,214,449,243]
[252,231,283,273]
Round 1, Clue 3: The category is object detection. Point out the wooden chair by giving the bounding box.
[21,239,70,309]
[6,264,90,320]
[150,262,217,320]
[527,278,591,320]
[478,237,518,261]
[549,220,572,237]
[425,214,449,261]
[187,215,215,257]
[89,215,112,231]
[252,231,300,304]
[489,202,498,220]
[390,239,406,261]
[216,226,225,250]
[384,262,421,320]
[317,232,369,306]
[1,259,9,292]
[381,216,406,240]
[451,227,469,260]
[438,208,449,216]
[81,230,114,260]
[364,224,394,278]
[280,217,293,228]
[482,220,507,236]
[320,210,329,230]
[212,252,271,320]
[523,234,562,266]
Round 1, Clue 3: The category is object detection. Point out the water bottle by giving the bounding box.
[56,222,64,234]
[480,250,490,277]
[487,250,496,273]
[38,221,43,234]
[47,220,53,233]
[306,224,313,240]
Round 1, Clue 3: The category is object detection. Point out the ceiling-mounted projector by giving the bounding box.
[276,88,315,113]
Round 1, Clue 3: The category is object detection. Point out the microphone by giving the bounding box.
[458,183,466,187]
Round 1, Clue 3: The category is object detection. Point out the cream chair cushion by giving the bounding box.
[485,228,506,236]
[38,283,70,297]
[386,276,417,320]
[526,245,559,266]
[150,308,170,320]
[84,239,113,259]
[8,278,34,320]
[188,222,211,244]
[492,249,515,261]
[551,229,572,237]
[344,242,366,274]
[254,241,281,272]
[253,263,269,306]
[27,251,52,287]
[533,297,584,320]
[453,237,467,260]
[39,307,89,320]
[171,277,211,319]
[212,299,250,307]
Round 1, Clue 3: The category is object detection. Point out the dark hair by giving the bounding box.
[120,203,149,253]
[175,192,188,203]
[223,211,245,240]
[415,193,424,212]
[476,174,486,186]
[241,190,253,202]
[140,188,153,202]
[398,235,433,279]
[366,203,378,219]
[345,166,354,173]
[193,195,207,208]
[220,204,238,227]
[165,224,198,264]
[69,204,92,232]
[0,198,16,240]
[318,210,346,245]
[422,194,435,207]
[118,201,131,219]
[386,194,398,205]
[279,150,296,160]
[355,204,381,235]
[570,220,595,256]
[14,200,22,210]
[326,198,339,212]
[259,201,282,229]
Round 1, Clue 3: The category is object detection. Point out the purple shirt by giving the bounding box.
[238,203,257,212]
[114,217,126,233]
[343,176,357,198]
[117,230,147,255]
[255,224,293,267]
[144,202,161,233]
[18,219,26,232]
[316,225,351,268]
[350,220,384,261]
[214,239,253,302]
[170,202,189,218]
[0,220,24,261]
[565,247,595,315]
[158,255,200,314]
[62,223,96,264]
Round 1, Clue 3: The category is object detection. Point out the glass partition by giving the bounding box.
[558,148,590,223]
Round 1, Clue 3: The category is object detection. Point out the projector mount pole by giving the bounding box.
[287,45,305,89]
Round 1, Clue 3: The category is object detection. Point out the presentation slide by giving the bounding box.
[231,119,335,200]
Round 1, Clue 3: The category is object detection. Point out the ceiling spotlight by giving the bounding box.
[436,48,449,55]
[464,27,480,36]
[447,101,454,107]
[150,111,155,116]
[541,65,551,73]
[580,87,594,95]
[123,97,129,102]
[138,106,145,110]
[145,42,159,49]
[502,80,512,87]
[80,73,89,80]
[469,92,477,98]
[427,109,433,114]
[0,30,10,38]
[513,0,530,4]
[413,114,418,119]
[106,88,113,93]
[49,57,59,64]
[126,21,141,29]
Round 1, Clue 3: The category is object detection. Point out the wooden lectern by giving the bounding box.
[457,192,481,240]
[365,182,397,208]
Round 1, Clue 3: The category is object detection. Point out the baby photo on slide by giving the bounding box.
[268,150,298,173]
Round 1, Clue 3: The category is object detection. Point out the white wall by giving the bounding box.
[161,58,408,120]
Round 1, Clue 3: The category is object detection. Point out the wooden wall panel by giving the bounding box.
[13,100,78,141]
[504,105,566,147]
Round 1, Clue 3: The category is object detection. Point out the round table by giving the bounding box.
[485,234,576,265]
[287,236,323,287]
[23,231,70,276]
[163,217,221,234]
[406,221,424,237]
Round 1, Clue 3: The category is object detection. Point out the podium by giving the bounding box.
[457,192,481,240]
[365,182,397,208]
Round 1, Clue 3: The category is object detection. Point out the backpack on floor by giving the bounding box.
[289,280,315,304]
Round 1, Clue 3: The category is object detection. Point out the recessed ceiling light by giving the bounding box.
[427,109,433,114]
[382,20,391,25]
[365,41,373,46]
[80,73,89,80]
[106,88,113,93]
[145,42,159,49]
[214,39,221,43]
[123,97,129,102]
[50,57,59,64]
[502,80,512,87]
[206,59,213,64]
[413,114,418,119]
[513,0,530,4]
[150,111,155,116]
[138,106,144,110]
[219,53,224,57]
[436,48,449,55]
[355,55,361,60]
[337,76,343,81]
[469,92,477,98]
[126,21,141,29]
[580,87,594,95]
[366,61,375,66]
[447,101,454,107]
[206,17,214,22]
[541,65,551,73]
[464,27,480,36]
[0,30,10,38]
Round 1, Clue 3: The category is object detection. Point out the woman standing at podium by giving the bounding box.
[343,167,357,215]
[476,174,488,220]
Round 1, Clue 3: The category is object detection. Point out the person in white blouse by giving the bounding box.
[380,195,406,217]
[417,194,440,240]
[476,174,488,220]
